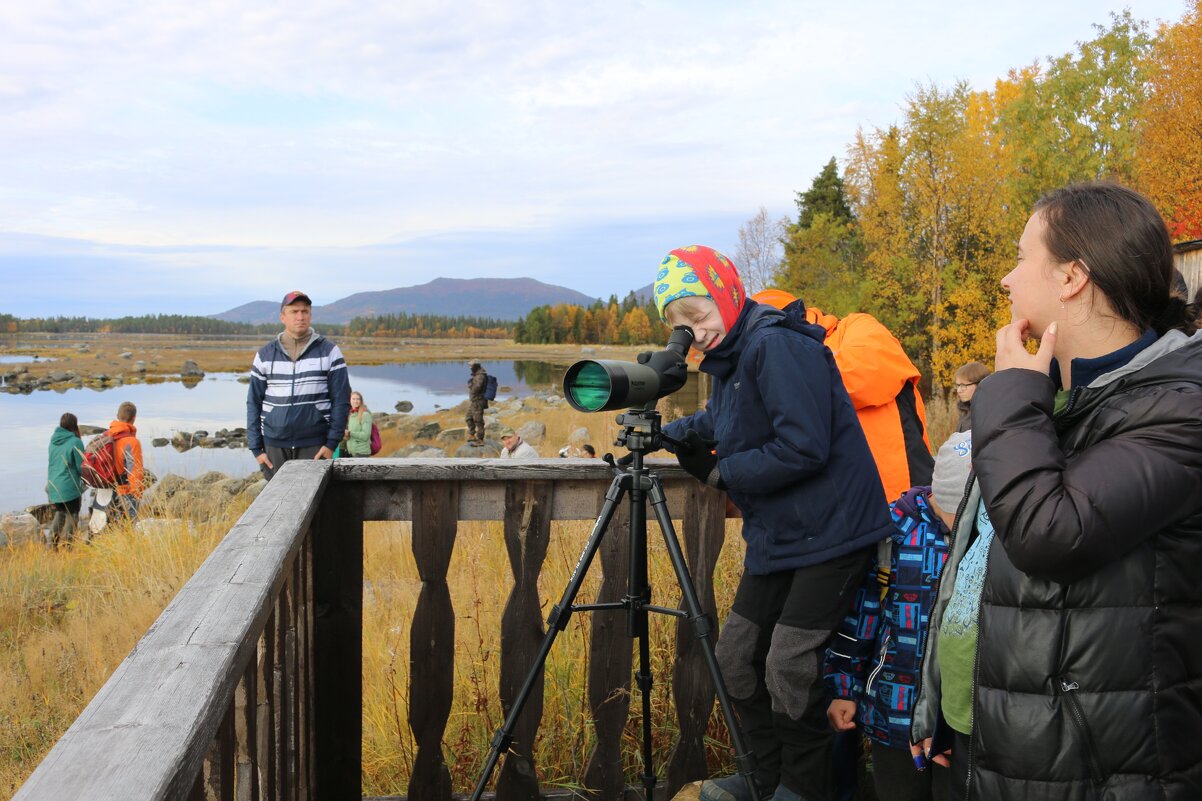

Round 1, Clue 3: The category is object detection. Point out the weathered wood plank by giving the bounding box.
[407,482,458,801]
[12,459,332,801]
[233,657,257,801]
[257,617,275,801]
[284,562,299,801]
[299,534,315,801]
[666,484,728,796]
[358,474,694,522]
[496,481,554,801]
[583,484,633,801]
[313,482,364,800]
[202,703,234,801]
[336,457,692,483]
[272,586,289,801]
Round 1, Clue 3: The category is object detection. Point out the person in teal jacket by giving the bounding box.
[46,412,84,547]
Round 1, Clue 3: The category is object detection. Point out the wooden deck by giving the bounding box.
[13,458,729,801]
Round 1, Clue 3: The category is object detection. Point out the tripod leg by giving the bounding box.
[647,477,760,801]
[469,475,628,801]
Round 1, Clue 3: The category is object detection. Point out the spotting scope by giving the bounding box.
[562,326,694,413]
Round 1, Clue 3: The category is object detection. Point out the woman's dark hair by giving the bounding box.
[59,412,80,437]
[1033,182,1199,334]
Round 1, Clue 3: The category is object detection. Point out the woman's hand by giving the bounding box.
[915,738,951,768]
[995,319,1057,374]
[826,699,857,732]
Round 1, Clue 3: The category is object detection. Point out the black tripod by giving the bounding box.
[469,407,758,801]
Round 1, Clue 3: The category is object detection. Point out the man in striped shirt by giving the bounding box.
[246,291,351,480]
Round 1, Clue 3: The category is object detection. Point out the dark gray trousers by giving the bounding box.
[715,547,872,800]
[261,445,324,481]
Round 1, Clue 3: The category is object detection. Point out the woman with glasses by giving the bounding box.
[952,362,990,432]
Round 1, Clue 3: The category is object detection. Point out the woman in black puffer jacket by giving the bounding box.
[912,183,1202,800]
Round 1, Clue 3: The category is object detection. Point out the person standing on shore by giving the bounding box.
[344,391,374,457]
[107,401,144,523]
[46,412,84,546]
[246,291,351,480]
[466,360,488,446]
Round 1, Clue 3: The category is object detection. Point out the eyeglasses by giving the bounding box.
[953,382,978,390]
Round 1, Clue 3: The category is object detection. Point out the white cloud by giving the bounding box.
[0,0,1189,313]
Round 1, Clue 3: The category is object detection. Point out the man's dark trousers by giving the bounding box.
[261,445,324,480]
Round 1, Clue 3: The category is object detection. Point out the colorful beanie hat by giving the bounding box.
[653,245,746,331]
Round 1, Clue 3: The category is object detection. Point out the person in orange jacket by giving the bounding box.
[107,400,145,521]
[752,290,932,501]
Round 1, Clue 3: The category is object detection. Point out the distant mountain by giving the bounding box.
[210,277,600,324]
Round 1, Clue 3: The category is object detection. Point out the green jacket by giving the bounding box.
[346,410,373,457]
[46,426,84,503]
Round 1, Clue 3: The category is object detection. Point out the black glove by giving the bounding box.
[675,429,724,489]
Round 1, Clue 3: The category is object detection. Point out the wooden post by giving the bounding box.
[496,481,554,801]
[666,484,727,795]
[407,482,459,801]
[582,485,633,801]
[313,482,365,800]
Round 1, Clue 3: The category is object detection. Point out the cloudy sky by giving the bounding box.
[0,1,1189,318]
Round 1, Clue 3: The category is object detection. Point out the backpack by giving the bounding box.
[484,374,498,402]
[81,432,128,489]
[369,423,382,455]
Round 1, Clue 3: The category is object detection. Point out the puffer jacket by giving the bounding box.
[663,300,892,574]
[914,330,1202,800]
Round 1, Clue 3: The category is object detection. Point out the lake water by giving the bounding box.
[1,360,561,514]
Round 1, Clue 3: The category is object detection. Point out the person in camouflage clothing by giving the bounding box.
[466,360,488,446]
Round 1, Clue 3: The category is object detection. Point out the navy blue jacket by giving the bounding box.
[246,334,351,454]
[664,300,891,574]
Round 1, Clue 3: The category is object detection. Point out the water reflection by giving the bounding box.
[0,359,555,513]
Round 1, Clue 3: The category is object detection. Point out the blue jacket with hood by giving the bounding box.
[664,299,892,575]
[246,333,351,455]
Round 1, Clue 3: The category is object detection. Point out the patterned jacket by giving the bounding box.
[824,487,949,748]
[246,333,351,455]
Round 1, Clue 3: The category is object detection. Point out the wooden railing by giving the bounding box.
[13,458,729,801]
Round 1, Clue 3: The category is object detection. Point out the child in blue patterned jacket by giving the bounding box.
[823,431,972,801]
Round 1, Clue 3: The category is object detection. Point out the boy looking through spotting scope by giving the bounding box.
[653,245,891,801]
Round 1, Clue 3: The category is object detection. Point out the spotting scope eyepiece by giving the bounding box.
[562,326,694,413]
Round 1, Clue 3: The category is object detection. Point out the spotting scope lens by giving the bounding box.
[564,362,614,412]
[562,326,695,413]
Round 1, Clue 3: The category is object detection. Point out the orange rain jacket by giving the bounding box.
[106,419,145,499]
[753,291,932,501]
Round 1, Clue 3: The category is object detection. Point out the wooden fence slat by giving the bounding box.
[285,559,299,801]
[273,588,289,801]
[666,484,728,795]
[300,534,315,801]
[234,655,258,801]
[496,480,554,801]
[203,703,235,801]
[406,482,459,801]
[313,482,365,800]
[583,485,633,801]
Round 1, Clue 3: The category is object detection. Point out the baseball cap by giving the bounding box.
[281,290,312,308]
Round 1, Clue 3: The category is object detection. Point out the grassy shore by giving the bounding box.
[0,332,650,385]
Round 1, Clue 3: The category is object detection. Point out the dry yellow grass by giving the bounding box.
[0,492,250,797]
[0,369,948,798]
